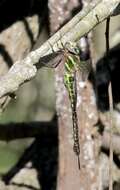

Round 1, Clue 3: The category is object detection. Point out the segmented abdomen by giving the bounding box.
[64,72,80,157]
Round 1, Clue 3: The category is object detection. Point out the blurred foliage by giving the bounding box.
[0,66,55,173]
[0,68,55,123]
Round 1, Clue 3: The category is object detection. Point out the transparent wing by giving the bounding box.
[38,51,63,69]
[80,60,92,81]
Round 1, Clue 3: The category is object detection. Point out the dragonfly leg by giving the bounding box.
[48,40,55,53]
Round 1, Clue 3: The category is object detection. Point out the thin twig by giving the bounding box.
[108,82,113,190]
[106,18,110,53]
[105,17,113,190]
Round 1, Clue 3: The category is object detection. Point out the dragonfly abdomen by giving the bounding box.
[72,112,80,152]
[64,73,76,108]
[64,71,80,168]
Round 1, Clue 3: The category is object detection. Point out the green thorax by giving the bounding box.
[63,42,80,74]
[64,54,80,74]
[63,41,91,81]
[63,52,78,107]
[63,44,80,92]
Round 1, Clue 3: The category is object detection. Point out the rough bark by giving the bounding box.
[48,0,99,189]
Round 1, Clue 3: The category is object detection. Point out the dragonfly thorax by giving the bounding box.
[65,42,80,55]
[65,54,80,73]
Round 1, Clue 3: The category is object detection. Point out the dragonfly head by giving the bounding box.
[65,42,80,55]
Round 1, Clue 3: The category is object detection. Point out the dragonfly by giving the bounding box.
[40,41,91,169]
[63,42,91,169]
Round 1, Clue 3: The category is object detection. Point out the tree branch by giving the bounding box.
[0,121,57,141]
[0,0,119,99]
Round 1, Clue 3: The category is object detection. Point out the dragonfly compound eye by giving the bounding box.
[73,47,80,55]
